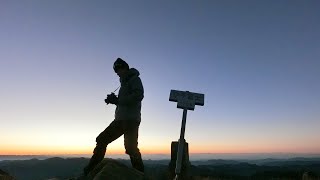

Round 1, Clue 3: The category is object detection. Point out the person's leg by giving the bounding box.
[84,120,124,175]
[123,121,144,172]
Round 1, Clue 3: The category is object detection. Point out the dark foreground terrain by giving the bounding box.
[0,157,320,180]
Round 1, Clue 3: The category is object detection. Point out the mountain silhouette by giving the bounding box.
[1,157,320,179]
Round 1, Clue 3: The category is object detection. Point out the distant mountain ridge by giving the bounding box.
[2,153,319,161]
[0,157,320,180]
[191,157,320,165]
[0,157,88,180]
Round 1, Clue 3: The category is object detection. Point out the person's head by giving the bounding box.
[113,58,129,78]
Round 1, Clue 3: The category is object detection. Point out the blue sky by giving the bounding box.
[0,0,319,155]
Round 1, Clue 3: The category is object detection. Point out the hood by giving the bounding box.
[127,68,140,77]
[120,68,140,83]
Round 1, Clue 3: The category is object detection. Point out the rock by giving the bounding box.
[85,159,144,180]
[0,169,15,180]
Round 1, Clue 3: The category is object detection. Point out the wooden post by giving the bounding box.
[169,141,190,180]
[169,90,204,180]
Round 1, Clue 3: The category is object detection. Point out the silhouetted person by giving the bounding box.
[84,58,144,175]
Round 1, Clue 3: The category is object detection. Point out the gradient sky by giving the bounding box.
[0,1,319,156]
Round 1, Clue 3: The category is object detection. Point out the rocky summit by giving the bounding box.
[70,159,145,180]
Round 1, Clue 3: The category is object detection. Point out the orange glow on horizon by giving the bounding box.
[1,144,319,155]
[0,146,170,156]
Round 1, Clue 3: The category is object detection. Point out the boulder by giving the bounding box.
[85,159,144,180]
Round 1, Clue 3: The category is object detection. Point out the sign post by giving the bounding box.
[169,90,204,180]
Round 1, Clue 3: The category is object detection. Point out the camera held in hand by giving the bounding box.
[105,93,118,105]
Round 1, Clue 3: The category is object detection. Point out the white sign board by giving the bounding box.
[169,90,204,110]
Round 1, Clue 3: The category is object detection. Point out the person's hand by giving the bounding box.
[105,93,118,105]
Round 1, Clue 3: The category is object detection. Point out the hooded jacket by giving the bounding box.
[115,68,144,121]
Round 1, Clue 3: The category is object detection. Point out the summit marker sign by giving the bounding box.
[169,90,204,180]
[169,90,204,110]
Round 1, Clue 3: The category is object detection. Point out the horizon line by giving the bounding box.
[1,152,320,156]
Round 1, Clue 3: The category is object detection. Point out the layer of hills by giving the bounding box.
[0,157,320,180]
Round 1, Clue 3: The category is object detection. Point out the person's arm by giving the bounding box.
[118,76,144,105]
